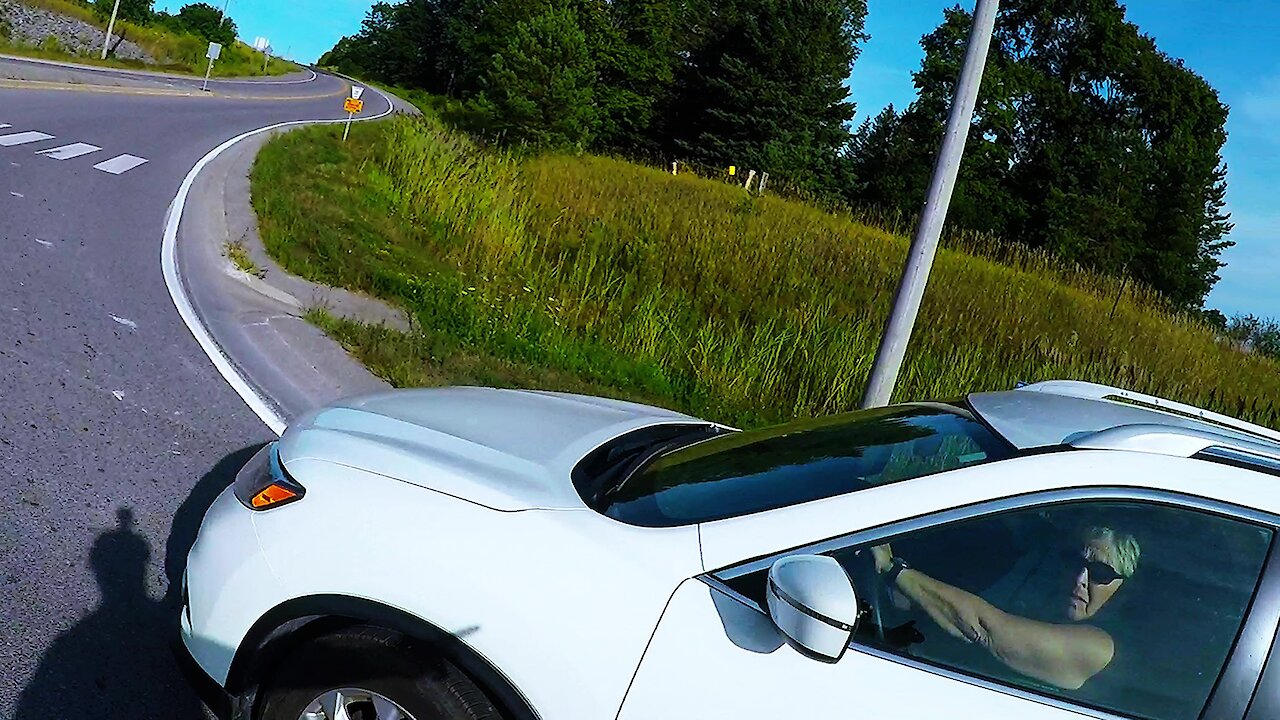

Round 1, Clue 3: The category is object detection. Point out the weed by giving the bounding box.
[225,240,266,278]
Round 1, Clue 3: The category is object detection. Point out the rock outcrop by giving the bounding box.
[0,0,153,62]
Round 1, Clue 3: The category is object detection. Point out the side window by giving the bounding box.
[719,501,1272,720]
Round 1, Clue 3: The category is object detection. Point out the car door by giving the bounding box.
[618,490,1278,720]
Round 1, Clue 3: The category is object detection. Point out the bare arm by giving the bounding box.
[893,568,1114,690]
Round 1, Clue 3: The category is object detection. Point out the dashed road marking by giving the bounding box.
[0,123,10,129]
[93,154,148,175]
[36,142,102,160]
[0,131,54,146]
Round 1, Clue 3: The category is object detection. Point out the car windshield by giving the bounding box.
[591,403,1014,526]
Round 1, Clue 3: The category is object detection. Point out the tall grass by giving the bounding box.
[5,0,293,76]
[251,116,1280,429]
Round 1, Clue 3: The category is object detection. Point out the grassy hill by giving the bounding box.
[1,0,293,76]
[250,112,1280,430]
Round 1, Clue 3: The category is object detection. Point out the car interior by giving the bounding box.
[722,501,1273,720]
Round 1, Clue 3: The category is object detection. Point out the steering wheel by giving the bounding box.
[844,549,889,644]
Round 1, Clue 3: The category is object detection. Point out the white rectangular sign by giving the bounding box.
[253,36,269,51]
[351,86,364,100]
[206,42,222,60]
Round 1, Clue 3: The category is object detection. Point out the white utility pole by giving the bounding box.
[100,0,122,60]
[860,0,1000,409]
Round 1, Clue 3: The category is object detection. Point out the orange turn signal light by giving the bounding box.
[251,483,299,509]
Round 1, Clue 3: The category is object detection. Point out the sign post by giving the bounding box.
[342,87,365,141]
[100,0,122,60]
[201,42,222,92]
[254,37,271,74]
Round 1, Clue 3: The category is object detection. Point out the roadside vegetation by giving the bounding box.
[1,0,293,76]
[250,116,1280,430]
[224,240,265,278]
[322,0,1232,312]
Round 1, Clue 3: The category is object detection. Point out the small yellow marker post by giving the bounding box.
[728,165,737,176]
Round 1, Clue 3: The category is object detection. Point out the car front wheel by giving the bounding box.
[256,626,501,720]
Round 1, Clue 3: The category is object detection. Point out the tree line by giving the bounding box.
[321,0,1233,310]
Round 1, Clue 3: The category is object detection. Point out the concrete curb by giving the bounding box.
[0,77,345,101]
[0,51,313,82]
[171,84,422,427]
[213,130,412,332]
[0,78,202,95]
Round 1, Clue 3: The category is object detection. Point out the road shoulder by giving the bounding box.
[175,125,405,424]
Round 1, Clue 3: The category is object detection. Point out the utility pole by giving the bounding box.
[100,0,121,60]
[859,0,1000,409]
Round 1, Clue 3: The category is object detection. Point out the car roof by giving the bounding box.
[968,380,1280,452]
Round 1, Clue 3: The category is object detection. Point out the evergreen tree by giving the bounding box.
[664,0,868,197]
[471,7,599,148]
[592,0,679,153]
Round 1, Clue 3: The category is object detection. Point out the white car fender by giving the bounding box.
[249,458,703,720]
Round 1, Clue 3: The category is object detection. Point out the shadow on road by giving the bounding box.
[15,445,264,720]
[14,507,202,719]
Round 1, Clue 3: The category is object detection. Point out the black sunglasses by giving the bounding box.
[1059,549,1125,585]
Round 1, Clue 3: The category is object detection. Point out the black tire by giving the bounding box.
[256,625,502,720]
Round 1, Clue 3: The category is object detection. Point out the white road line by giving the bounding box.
[94,154,148,174]
[0,131,54,146]
[36,142,102,160]
[162,85,395,437]
[0,124,10,129]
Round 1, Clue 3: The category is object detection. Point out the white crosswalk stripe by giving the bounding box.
[35,142,102,160]
[1,126,147,175]
[0,131,54,146]
[93,154,148,175]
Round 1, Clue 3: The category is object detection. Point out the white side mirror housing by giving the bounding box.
[766,554,859,662]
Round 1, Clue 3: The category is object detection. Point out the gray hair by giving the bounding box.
[1084,526,1141,578]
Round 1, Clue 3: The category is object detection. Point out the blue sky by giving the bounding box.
[183,0,1277,317]
[851,0,1280,317]
[153,0,371,63]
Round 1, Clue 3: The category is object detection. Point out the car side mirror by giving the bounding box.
[766,554,859,663]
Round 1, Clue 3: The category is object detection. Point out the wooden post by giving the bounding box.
[671,161,678,175]
[744,169,757,191]
[759,172,769,195]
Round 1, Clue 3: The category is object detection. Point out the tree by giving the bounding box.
[171,3,236,46]
[590,0,679,152]
[93,0,153,25]
[851,1,1232,308]
[470,6,598,148]
[664,0,869,197]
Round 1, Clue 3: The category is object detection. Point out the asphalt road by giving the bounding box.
[0,59,392,718]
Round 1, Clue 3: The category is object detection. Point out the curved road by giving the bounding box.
[0,57,394,718]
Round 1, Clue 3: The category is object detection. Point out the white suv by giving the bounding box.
[178,381,1280,720]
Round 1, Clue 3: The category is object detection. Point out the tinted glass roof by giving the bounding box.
[589,404,1013,527]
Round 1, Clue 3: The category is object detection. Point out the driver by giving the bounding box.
[871,525,1140,690]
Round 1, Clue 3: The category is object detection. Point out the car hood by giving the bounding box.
[276,387,703,511]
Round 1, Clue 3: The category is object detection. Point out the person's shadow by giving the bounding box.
[14,507,203,719]
[15,444,265,719]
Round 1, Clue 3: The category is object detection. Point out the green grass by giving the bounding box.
[3,0,295,76]
[250,116,1280,430]
[224,240,265,278]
